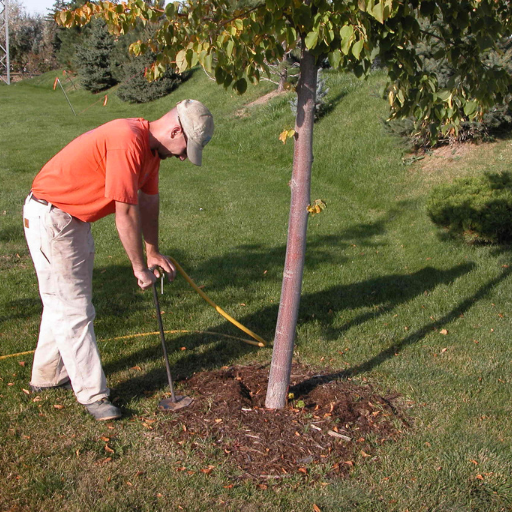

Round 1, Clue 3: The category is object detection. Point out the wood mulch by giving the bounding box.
[158,363,409,482]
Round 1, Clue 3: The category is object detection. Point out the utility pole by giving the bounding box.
[0,0,10,85]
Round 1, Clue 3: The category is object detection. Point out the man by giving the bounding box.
[23,99,214,421]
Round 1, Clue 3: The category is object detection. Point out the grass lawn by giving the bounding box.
[1,69,511,511]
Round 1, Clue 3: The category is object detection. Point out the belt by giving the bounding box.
[30,193,49,206]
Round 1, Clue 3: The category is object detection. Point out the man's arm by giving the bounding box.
[115,201,156,290]
[138,191,176,280]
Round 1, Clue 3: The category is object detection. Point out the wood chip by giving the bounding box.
[327,430,351,441]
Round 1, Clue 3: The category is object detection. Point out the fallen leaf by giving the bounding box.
[440,329,448,335]
[104,444,114,454]
[360,450,371,458]
[200,465,215,475]
[180,347,187,351]
[130,366,142,371]
[476,474,484,480]
[440,348,448,353]
[53,404,64,410]
[126,481,133,486]
[298,467,308,474]
[313,504,322,512]
[22,389,30,395]
[101,436,110,442]
[18,361,26,367]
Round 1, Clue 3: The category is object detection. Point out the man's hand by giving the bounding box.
[147,253,177,282]
[134,268,157,290]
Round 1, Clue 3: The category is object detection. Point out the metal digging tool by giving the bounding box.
[151,277,193,412]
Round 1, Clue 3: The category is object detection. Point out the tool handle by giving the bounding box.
[152,281,177,402]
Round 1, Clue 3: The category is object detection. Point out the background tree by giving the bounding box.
[0,0,56,74]
[116,50,190,103]
[74,17,118,92]
[52,0,88,70]
[59,0,512,409]
[389,21,512,148]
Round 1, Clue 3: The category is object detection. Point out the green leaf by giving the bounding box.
[226,39,235,58]
[234,18,244,31]
[464,100,478,117]
[235,78,247,95]
[372,2,385,23]
[286,27,297,46]
[165,2,175,17]
[352,39,364,60]
[328,49,342,69]
[305,31,319,50]
[215,66,225,85]
[436,90,451,101]
[340,25,354,55]
[175,49,188,73]
[203,53,213,74]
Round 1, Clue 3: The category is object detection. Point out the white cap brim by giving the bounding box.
[187,137,203,166]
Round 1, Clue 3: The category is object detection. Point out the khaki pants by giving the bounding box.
[23,195,108,405]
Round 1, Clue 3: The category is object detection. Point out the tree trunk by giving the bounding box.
[265,48,317,409]
[277,65,287,92]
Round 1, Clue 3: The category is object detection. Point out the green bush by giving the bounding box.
[74,19,119,93]
[387,31,512,149]
[426,172,512,244]
[116,53,190,104]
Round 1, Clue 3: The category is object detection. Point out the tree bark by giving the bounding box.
[277,66,287,92]
[265,48,317,409]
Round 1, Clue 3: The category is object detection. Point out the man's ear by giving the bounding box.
[169,125,182,139]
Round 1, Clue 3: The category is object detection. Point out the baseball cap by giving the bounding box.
[176,99,214,166]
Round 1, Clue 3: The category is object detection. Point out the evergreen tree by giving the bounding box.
[52,0,88,70]
[74,18,118,92]
[116,52,189,103]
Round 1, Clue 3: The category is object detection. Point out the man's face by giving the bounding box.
[157,124,188,161]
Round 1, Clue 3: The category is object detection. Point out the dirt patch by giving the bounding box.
[235,90,288,117]
[420,143,485,173]
[159,363,409,482]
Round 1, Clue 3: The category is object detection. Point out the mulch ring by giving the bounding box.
[158,363,410,482]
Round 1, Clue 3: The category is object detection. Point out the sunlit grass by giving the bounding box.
[1,68,511,511]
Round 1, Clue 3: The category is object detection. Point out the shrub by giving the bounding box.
[387,31,512,149]
[426,172,512,244]
[74,19,119,93]
[116,53,190,104]
[289,68,330,121]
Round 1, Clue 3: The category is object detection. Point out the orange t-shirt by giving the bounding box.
[31,118,160,222]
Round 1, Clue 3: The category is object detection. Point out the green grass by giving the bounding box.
[1,69,512,511]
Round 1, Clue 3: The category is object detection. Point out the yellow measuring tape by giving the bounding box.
[0,257,268,361]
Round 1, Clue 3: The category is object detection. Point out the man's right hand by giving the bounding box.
[134,268,157,290]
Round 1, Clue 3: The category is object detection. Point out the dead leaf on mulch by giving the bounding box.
[158,363,409,482]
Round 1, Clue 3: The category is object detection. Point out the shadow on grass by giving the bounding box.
[289,265,512,397]
[107,260,477,401]
[6,208,502,403]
